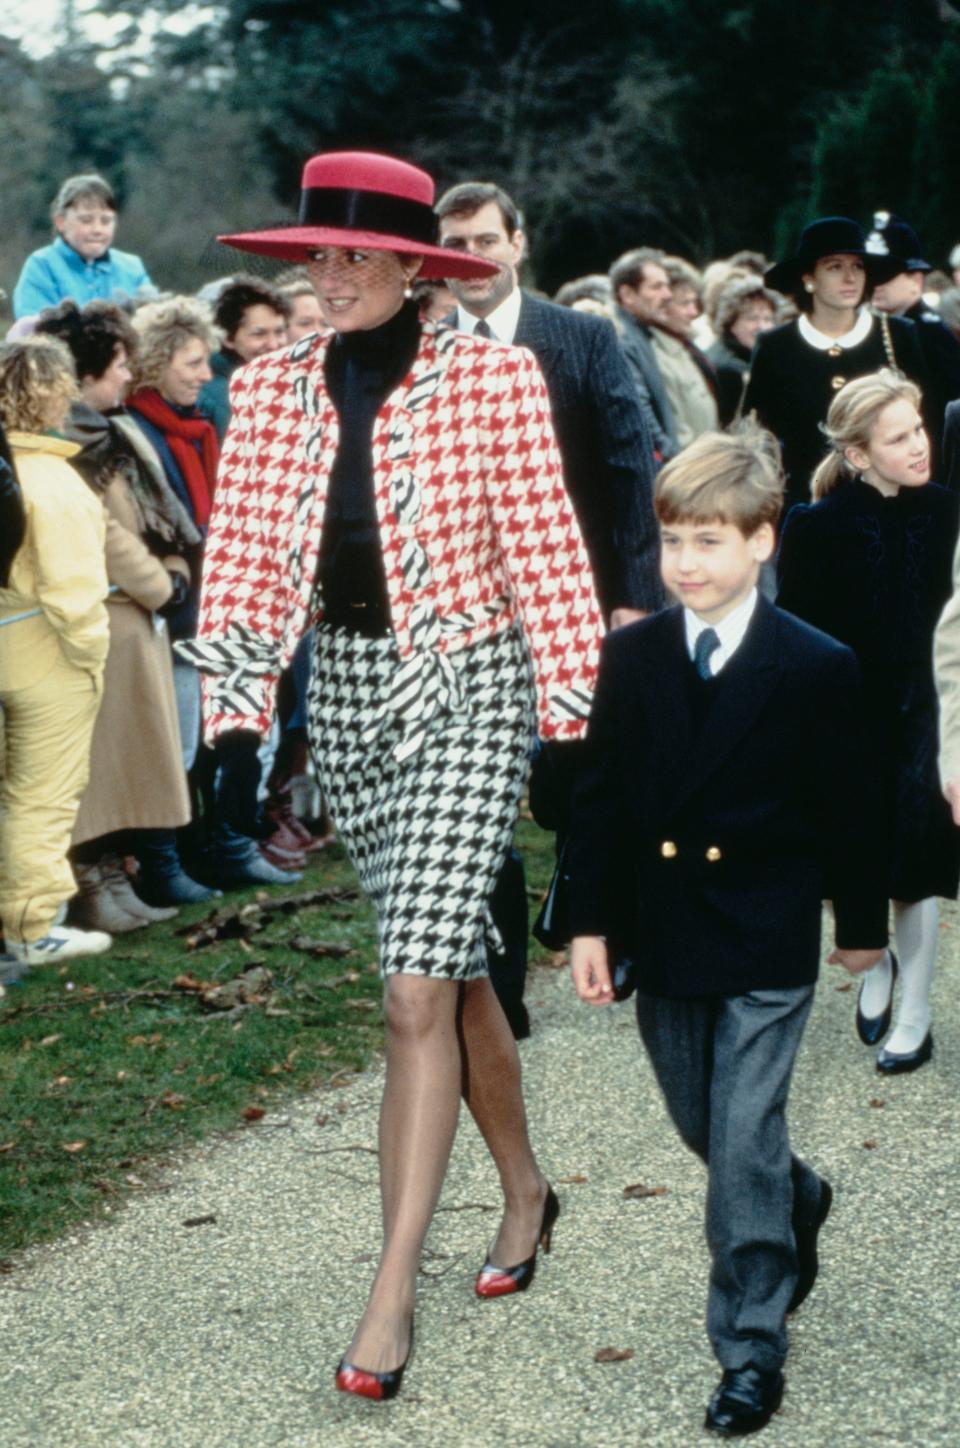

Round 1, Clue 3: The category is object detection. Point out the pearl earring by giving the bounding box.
[805,281,815,293]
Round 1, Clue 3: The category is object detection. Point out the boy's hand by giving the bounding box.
[827,947,886,975]
[571,936,614,1004]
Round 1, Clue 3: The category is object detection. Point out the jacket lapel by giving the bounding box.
[667,595,782,816]
[513,293,561,375]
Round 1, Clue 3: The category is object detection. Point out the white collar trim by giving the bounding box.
[797,307,873,351]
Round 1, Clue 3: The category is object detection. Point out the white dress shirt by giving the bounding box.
[684,588,758,676]
[455,286,523,344]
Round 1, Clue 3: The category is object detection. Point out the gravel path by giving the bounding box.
[1,914,959,1448]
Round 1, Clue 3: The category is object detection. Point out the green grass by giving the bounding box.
[0,818,558,1260]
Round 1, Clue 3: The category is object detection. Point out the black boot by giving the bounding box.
[134,829,221,905]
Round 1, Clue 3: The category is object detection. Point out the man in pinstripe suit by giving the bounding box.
[436,181,662,625]
[436,181,663,1036]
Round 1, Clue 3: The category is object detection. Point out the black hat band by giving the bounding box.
[298,186,439,245]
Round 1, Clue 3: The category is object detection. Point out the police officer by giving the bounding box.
[868,211,960,478]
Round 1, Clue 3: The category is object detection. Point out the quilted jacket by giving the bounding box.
[181,320,603,745]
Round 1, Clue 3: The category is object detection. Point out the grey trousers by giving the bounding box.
[636,985,823,1373]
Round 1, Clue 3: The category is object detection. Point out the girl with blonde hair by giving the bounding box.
[777,369,960,1073]
[0,338,111,966]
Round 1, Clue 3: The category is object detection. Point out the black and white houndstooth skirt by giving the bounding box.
[307,622,536,981]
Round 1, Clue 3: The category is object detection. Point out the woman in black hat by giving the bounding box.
[180,150,603,1401]
[744,217,928,515]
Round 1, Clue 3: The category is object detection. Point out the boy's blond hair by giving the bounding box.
[654,423,784,535]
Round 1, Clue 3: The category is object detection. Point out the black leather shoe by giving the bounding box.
[876,1030,933,1075]
[705,1365,784,1436]
[789,1178,832,1313]
[856,951,897,1045]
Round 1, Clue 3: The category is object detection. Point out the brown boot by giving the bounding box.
[71,863,146,934]
[100,856,179,923]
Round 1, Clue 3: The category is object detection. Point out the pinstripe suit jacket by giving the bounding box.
[451,293,662,616]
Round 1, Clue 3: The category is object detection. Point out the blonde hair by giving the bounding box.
[655,421,784,534]
[811,370,922,500]
[131,296,221,392]
[0,336,79,434]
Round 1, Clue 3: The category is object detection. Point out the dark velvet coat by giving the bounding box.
[777,479,960,901]
[744,316,928,515]
[568,598,888,998]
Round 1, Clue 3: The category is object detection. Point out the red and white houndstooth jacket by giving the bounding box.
[180,319,603,748]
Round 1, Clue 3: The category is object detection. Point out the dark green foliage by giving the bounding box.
[1,3,959,325]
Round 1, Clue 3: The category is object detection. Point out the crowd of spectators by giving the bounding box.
[3,167,960,995]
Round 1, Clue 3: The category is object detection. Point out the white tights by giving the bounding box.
[859,898,939,1054]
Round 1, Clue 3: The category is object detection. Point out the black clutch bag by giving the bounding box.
[532,840,638,1002]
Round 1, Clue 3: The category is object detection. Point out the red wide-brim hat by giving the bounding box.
[218,150,498,282]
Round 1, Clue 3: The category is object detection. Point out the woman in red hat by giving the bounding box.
[180,151,603,1400]
[744,217,928,516]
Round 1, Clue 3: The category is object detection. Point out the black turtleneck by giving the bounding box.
[317,300,421,631]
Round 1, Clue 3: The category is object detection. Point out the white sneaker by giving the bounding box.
[7,925,112,965]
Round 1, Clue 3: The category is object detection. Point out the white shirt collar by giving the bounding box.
[456,286,523,344]
[797,307,873,351]
[684,589,758,676]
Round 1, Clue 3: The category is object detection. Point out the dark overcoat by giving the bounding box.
[777,479,960,901]
[568,598,888,997]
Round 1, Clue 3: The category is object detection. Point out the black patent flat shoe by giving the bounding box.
[705,1365,784,1436]
[475,1186,559,1298]
[876,1030,933,1075]
[856,951,898,1045]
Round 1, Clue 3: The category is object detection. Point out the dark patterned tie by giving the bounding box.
[694,627,720,680]
[474,318,494,339]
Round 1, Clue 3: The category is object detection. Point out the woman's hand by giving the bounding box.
[571,936,614,1004]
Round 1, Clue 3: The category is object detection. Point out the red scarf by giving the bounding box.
[127,388,219,527]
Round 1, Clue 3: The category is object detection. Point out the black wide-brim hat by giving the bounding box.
[765,216,901,296]
[218,150,498,283]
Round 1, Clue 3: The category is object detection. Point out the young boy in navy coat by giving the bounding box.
[568,427,888,1436]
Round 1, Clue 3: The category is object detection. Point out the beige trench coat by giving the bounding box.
[71,474,191,845]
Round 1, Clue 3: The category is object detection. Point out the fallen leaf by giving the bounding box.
[116,1071,127,1083]
[39,1034,62,1047]
[868,1098,885,1109]
[160,1092,187,1110]
[172,973,209,993]
[835,983,852,993]
[51,1076,71,1088]
[594,1347,635,1364]
[0,1142,16,1154]
[558,1173,588,1184]
[315,1114,329,1127]
[242,1106,266,1122]
[0,1261,13,1275]
[623,1182,669,1200]
[62,1141,87,1153]
[183,1214,217,1228]
[863,1139,877,1149]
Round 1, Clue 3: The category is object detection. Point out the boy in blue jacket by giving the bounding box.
[569,427,888,1436]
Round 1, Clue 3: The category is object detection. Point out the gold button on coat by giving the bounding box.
[830,375,846,390]
[660,840,678,859]
[706,846,722,862]
[827,345,843,358]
